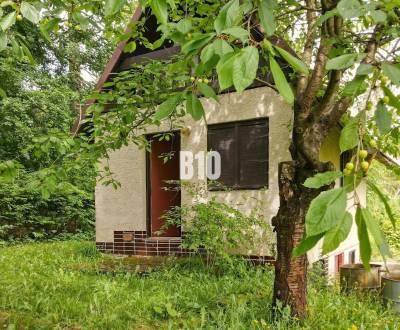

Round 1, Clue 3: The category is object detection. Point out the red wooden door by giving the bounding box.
[335,253,344,273]
[148,133,181,237]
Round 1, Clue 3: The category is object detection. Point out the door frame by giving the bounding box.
[145,131,181,238]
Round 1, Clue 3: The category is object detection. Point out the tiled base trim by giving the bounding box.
[96,230,199,256]
[95,231,275,265]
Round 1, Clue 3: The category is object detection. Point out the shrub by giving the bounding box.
[161,182,274,268]
[0,172,94,244]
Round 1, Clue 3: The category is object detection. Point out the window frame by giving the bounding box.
[207,118,269,191]
[348,250,356,264]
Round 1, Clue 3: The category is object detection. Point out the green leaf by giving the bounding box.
[166,0,176,10]
[306,188,347,236]
[41,187,50,200]
[286,0,301,6]
[124,41,136,53]
[356,63,373,76]
[0,31,7,50]
[186,94,205,121]
[200,44,215,63]
[39,18,59,43]
[261,39,275,55]
[232,46,259,93]
[176,18,192,34]
[269,56,294,105]
[367,180,396,229]
[198,83,218,102]
[361,207,391,259]
[375,103,392,135]
[342,75,367,97]
[72,11,90,30]
[275,46,309,75]
[0,1,18,9]
[382,63,400,86]
[257,0,276,36]
[151,0,168,24]
[339,115,359,153]
[214,0,240,34]
[303,171,342,189]
[200,39,233,66]
[21,2,40,24]
[240,0,253,14]
[211,39,234,57]
[154,95,181,121]
[181,33,215,56]
[316,8,338,26]
[0,11,16,31]
[370,10,387,23]
[20,42,34,64]
[337,0,362,19]
[292,233,324,258]
[0,87,6,98]
[322,212,352,255]
[216,52,236,90]
[382,86,400,111]
[355,206,371,270]
[10,36,22,58]
[326,53,357,70]
[343,171,363,193]
[104,0,127,16]
[0,160,20,181]
[221,27,249,43]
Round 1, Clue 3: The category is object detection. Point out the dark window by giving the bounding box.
[348,250,356,264]
[207,118,269,190]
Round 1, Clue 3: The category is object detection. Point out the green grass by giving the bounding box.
[0,241,398,329]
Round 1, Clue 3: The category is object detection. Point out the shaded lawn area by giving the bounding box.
[0,241,398,329]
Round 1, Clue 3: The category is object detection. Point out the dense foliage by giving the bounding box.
[0,241,399,329]
[368,161,400,258]
[162,183,274,266]
[0,2,122,241]
[0,172,94,243]
[0,62,96,242]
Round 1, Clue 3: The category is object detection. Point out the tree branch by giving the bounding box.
[298,37,331,122]
[296,0,317,98]
[315,70,342,118]
[320,25,382,125]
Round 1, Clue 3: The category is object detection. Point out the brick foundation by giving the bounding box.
[96,230,275,265]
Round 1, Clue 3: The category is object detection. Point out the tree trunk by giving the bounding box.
[272,161,323,318]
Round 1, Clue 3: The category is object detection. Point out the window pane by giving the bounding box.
[208,125,236,188]
[207,119,269,190]
[238,120,268,188]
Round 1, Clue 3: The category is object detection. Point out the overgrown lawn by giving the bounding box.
[0,241,398,329]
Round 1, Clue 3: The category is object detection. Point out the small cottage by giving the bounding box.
[76,7,363,275]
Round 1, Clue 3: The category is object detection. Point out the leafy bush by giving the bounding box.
[162,183,274,268]
[0,172,94,244]
[367,161,400,257]
[0,61,96,244]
